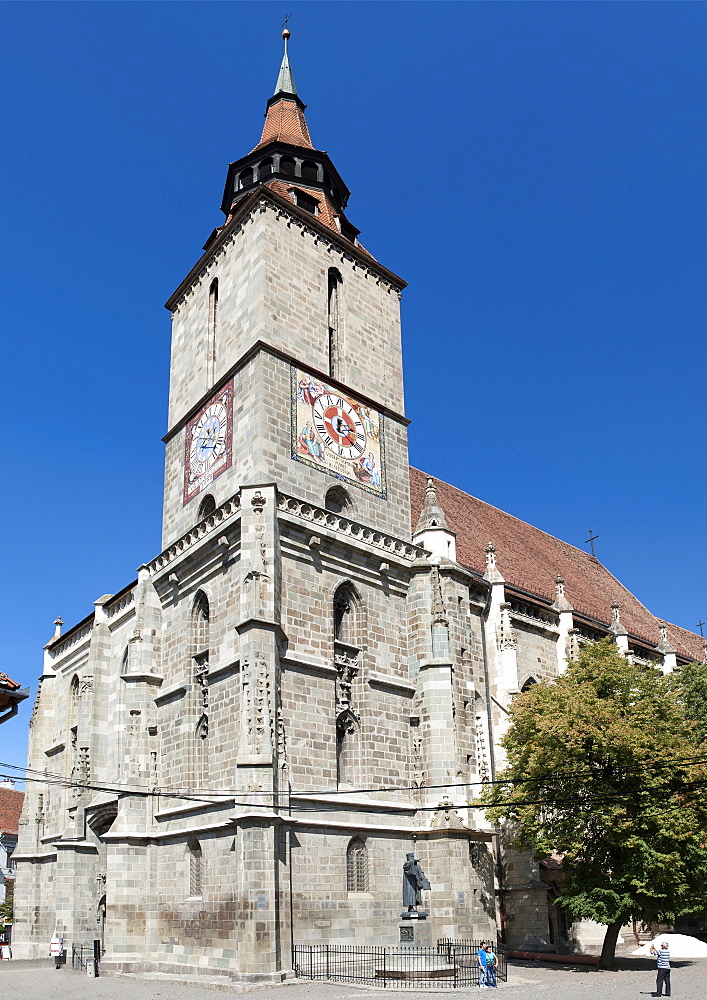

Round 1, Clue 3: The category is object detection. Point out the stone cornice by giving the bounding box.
[277,491,421,564]
[164,184,406,314]
[162,340,410,444]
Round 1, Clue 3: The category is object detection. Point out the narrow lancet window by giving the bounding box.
[328,268,343,378]
[346,836,368,891]
[207,278,219,384]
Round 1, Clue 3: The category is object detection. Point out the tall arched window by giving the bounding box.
[346,836,368,892]
[191,591,210,657]
[68,674,80,730]
[187,837,202,897]
[328,268,343,378]
[333,582,362,648]
[207,278,218,384]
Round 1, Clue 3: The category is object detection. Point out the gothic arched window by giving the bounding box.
[333,582,359,646]
[68,674,80,730]
[328,268,343,378]
[325,486,352,514]
[207,278,218,382]
[521,677,538,693]
[187,837,202,897]
[198,494,216,520]
[346,836,368,892]
[191,591,210,657]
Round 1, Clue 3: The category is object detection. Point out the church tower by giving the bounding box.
[14,33,498,979]
[162,28,410,547]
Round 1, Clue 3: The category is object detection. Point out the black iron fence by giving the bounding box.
[72,943,91,971]
[293,940,507,988]
[71,940,102,974]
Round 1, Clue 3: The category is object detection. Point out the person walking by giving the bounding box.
[484,944,498,987]
[650,940,671,997]
[477,941,488,987]
[49,935,65,970]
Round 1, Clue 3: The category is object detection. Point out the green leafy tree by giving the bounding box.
[669,659,707,744]
[482,640,707,966]
[0,887,12,926]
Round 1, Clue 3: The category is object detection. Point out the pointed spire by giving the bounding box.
[274,27,297,97]
[252,27,313,153]
[415,478,450,533]
[552,575,573,613]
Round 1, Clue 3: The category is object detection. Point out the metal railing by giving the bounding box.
[72,944,91,971]
[293,940,507,988]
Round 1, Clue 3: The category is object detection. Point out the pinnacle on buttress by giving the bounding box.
[53,617,64,639]
[656,620,676,655]
[484,542,505,584]
[552,575,573,613]
[609,600,627,637]
[413,477,456,561]
[415,478,451,533]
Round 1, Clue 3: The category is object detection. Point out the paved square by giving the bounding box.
[0,958,704,1000]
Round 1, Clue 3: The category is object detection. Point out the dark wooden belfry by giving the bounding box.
[219,30,359,244]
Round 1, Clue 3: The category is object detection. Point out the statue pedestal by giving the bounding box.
[398,912,432,947]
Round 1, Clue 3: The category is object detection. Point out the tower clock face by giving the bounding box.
[312,394,366,460]
[183,381,233,505]
[291,367,386,498]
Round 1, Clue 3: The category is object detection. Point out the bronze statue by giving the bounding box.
[403,852,431,910]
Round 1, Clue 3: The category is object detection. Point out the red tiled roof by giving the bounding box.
[252,97,313,152]
[409,467,703,663]
[0,788,23,836]
[0,674,20,691]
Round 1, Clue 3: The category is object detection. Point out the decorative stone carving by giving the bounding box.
[431,795,466,829]
[498,602,517,651]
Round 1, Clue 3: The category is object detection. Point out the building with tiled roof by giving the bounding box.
[0,783,24,907]
[0,673,29,726]
[410,467,704,666]
[13,28,705,976]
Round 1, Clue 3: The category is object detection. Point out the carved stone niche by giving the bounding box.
[334,641,360,716]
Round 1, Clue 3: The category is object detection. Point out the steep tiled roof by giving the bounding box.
[409,467,703,663]
[252,97,313,152]
[0,788,23,836]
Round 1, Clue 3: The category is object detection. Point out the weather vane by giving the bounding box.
[282,13,292,31]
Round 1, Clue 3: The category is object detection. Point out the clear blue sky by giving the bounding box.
[1,1,705,773]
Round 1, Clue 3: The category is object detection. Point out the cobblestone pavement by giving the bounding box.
[0,959,704,1000]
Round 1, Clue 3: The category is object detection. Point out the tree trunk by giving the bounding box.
[599,919,623,968]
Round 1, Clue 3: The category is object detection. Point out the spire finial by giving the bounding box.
[274,18,297,97]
